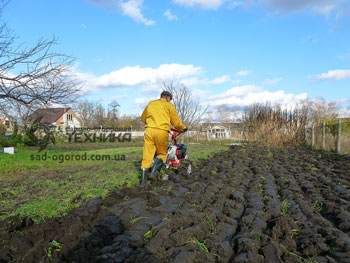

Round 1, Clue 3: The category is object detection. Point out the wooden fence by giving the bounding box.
[305,119,350,154]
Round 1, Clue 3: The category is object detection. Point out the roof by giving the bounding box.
[210,125,229,130]
[0,117,10,125]
[29,108,70,124]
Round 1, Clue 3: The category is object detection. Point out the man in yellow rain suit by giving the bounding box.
[140,91,187,187]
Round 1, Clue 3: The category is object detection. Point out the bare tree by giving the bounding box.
[242,102,309,146]
[0,1,81,113]
[205,110,215,123]
[1,99,37,125]
[74,100,96,127]
[107,100,120,125]
[75,100,122,128]
[118,113,144,129]
[160,81,208,128]
[307,98,339,125]
[94,103,106,127]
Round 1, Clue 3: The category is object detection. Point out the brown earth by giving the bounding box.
[1,145,350,263]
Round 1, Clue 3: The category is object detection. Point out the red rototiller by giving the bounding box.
[151,128,192,179]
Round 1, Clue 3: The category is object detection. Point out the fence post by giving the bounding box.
[322,122,325,150]
[196,130,199,142]
[337,119,341,153]
[311,124,315,148]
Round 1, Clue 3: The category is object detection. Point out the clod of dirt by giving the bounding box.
[1,145,350,262]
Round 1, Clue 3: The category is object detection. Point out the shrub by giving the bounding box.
[242,103,308,147]
[13,134,23,146]
[0,136,15,147]
[23,135,37,146]
[0,124,5,136]
[12,121,18,137]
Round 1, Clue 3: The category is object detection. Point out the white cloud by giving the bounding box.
[181,77,206,87]
[172,0,225,9]
[171,0,347,17]
[134,97,152,107]
[97,64,202,87]
[134,88,210,109]
[210,75,232,84]
[235,70,249,77]
[210,85,263,99]
[260,0,345,13]
[119,0,155,26]
[337,49,350,60]
[75,64,243,96]
[113,94,130,100]
[207,85,307,108]
[340,109,350,118]
[75,64,203,93]
[181,74,236,86]
[74,71,101,94]
[85,0,154,26]
[86,0,119,9]
[164,9,178,21]
[228,1,242,9]
[262,77,282,86]
[312,4,335,18]
[260,0,350,22]
[191,88,210,98]
[316,69,350,80]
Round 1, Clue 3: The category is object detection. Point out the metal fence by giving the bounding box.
[305,119,350,154]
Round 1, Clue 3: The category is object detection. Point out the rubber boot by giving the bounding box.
[150,157,164,180]
[140,168,148,187]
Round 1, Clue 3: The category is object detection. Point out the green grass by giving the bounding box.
[187,143,229,167]
[144,230,152,238]
[130,216,148,225]
[188,239,209,253]
[0,146,140,176]
[45,240,63,258]
[282,199,291,215]
[312,201,323,213]
[0,141,229,223]
[205,213,217,235]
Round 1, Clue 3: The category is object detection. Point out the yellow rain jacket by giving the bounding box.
[141,98,186,169]
[141,98,186,132]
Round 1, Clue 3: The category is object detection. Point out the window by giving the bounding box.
[5,120,9,128]
[67,114,73,121]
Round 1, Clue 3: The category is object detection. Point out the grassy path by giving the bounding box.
[0,142,229,222]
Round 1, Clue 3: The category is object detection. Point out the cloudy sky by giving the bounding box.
[4,0,350,115]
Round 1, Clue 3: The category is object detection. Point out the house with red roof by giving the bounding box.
[28,108,81,129]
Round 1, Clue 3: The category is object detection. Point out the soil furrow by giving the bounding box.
[1,145,350,262]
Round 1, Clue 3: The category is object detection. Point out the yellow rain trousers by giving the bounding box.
[141,128,169,169]
[141,98,186,169]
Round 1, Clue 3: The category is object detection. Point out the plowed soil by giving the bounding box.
[1,145,350,263]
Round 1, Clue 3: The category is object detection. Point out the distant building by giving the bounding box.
[28,108,81,129]
[200,122,241,131]
[0,117,14,133]
[200,122,242,139]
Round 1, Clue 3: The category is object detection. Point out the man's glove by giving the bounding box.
[183,127,188,133]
